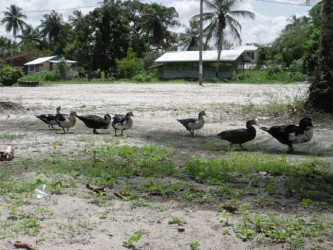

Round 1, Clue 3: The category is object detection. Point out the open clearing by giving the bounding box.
[1,83,333,250]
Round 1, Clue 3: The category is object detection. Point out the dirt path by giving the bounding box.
[1,83,332,250]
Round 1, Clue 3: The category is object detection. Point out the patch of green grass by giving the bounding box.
[168,216,187,226]
[182,152,333,202]
[188,240,200,250]
[234,212,328,249]
[0,215,41,239]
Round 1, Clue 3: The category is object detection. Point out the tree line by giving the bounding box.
[0,0,255,72]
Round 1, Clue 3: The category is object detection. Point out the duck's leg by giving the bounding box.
[93,129,98,134]
[239,144,244,149]
[62,128,67,134]
[50,124,55,130]
[121,130,124,136]
[190,130,194,136]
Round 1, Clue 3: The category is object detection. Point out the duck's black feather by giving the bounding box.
[76,114,111,129]
[218,120,257,148]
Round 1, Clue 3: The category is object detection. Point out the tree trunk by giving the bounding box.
[307,0,333,113]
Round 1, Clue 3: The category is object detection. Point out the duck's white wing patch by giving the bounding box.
[288,127,313,144]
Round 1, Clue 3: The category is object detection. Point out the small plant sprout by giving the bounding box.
[122,229,148,248]
[122,234,141,248]
[188,240,200,250]
[168,216,187,226]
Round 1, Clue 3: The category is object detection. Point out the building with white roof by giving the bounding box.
[24,55,77,79]
[153,49,250,80]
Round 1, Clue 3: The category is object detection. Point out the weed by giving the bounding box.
[168,216,187,226]
[123,230,148,248]
[188,240,200,250]
[123,234,141,248]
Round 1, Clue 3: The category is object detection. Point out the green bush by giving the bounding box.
[232,68,309,83]
[19,70,60,82]
[0,66,24,86]
[131,71,158,83]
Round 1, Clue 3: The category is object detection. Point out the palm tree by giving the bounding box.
[140,3,179,50]
[68,10,84,28]
[17,25,43,49]
[1,4,27,39]
[178,18,201,51]
[39,10,64,46]
[195,0,255,77]
[306,0,333,113]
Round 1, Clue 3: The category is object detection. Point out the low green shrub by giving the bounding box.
[19,70,60,82]
[0,66,24,86]
[232,68,309,83]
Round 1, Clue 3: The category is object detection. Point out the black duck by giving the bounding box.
[36,114,57,129]
[217,120,257,149]
[75,113,111,134]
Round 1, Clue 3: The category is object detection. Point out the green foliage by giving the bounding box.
[234,213,323,248]
[0,66,23,86]
[53,56,71,80]
[19,70,60,82]
[232,68,309,83]
[116,48,145,79]
[123,234,141,248]
[131,70,158,83]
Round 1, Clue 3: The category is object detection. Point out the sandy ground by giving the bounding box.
[1,83,333,250]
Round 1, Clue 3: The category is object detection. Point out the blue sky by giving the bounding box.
[1,0,320,45]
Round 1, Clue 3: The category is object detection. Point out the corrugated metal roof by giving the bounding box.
[155,50,245,63]
[49,60,77,64]
[24,56,57,65]
[234,44,258,51]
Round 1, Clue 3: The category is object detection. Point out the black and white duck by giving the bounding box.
[75,113,111,134]
[55,106,77,134]
[36,113,57,129]
[112,112,134,136]
[217,120,257,149]
[260,117,313,153]
[177,111,207,136]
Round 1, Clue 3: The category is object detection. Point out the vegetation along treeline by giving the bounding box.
[0,0,332,113]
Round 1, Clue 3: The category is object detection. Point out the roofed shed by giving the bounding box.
[25,56,77,79]
[154,50,249,80]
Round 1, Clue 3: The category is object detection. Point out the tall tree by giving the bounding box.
[64,10,92,67]
[178,18,201,51]
[39,10,64,50]
[140,3,179,50]
[17,25,43,50]
[1,4,27,39]
[307,0,333,113]
[271,15,311,68]
[68,10,84,28]
[87,0,131,70]
[195,0,255,77]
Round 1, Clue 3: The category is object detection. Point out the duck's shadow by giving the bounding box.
[134,129,330,157]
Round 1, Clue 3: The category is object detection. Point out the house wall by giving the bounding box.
[27,62,51,75]
[157,58,245,80]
